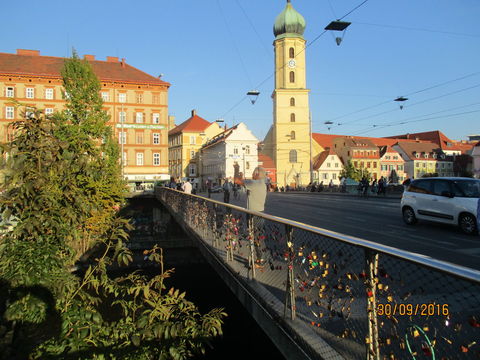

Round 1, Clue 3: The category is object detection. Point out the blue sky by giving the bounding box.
[2,0,479,141]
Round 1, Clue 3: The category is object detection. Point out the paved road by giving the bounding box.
[203,191,480,270]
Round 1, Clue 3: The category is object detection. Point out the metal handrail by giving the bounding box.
[157,187,480,283]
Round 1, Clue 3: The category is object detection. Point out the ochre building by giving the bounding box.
[0,49,171,182]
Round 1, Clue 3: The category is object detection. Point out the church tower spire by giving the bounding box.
[270,1,311,187]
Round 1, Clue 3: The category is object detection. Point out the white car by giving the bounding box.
[401,177,480,235]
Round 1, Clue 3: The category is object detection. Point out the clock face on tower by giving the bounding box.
[288,59,296,68]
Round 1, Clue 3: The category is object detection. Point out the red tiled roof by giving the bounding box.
[394,141,447,161]
[0,51,169,86]
[169,115,212,135]
[387,130,474,153]
[312,132,426,149]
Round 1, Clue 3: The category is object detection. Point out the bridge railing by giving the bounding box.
[156,187,480,360]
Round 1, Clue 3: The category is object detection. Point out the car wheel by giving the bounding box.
[402,207,417,225]
[459,213,477,235]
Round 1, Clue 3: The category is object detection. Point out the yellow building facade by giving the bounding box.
[263,0,311,187]
[0,49,170,183]
[168,110,222,185]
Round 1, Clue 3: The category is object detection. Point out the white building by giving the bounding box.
[200,123,259,185]
[312,148,343,185]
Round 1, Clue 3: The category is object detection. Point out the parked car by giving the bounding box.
[210,185,223,193]
[401,177,480,235]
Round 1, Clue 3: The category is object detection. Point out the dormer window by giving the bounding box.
[441,154,445,159]
[433,153,437,159]
[415,153,420,158]
[424,153,429,159]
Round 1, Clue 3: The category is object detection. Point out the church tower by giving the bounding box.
[271,0,311,187]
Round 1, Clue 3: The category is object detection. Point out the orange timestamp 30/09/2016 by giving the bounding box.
[377,303,449,316]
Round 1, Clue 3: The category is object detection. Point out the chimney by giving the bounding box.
[191,109,197,117]
[17,49,40,56]
[106,56,119,63]
[84,54,95,61]
[121,58,126,68]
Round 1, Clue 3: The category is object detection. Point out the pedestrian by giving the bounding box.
[328,179,334,191]
[182,180,192,194]
[244,167,268,268]
[223,178,232,203]
[371,179,377,194]
[378,177,386,196]
[207,180,212,198]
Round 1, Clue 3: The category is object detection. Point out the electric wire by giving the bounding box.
[219,0,370,119]
[322,71,480,125]
[217,0,254,89]
[352,109,480,136]
[354,22,480,38]
[333,82,480,127]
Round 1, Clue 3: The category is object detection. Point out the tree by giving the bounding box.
[0,53,225,359]
[339,160,365,181]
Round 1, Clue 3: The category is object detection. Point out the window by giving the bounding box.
[118,132,126,144]
[415,153,420,158]
[323,173,328,179]
[416,163,419,168]
[335,163,339,168]
[45,108,54,115]
[136,93,143,103]
[245,145,250,154]
[152,93,160,104]
[452,180,480,198]
[373,162,377,168]
[246,162,250,170]
[289,149,297,163]
[397,165,403,171]
[5,87,14,97]
[101,92,109,102]
[290,131,296,140]
[153,153,161,166]
[234,148,238,155]
[432,180,451,196]
[409,180,432,194]
[381,165,387,171]
[5,106,14,119]
[367,162,371,168]
[289,47,294,58]
[189,163,196,175]
[45,88,54,100]
[422,163,426,168]
[327,162,331,168]
[136,133,144,144]
[290,97,295,106]
[290,113,295,122]
[354,161,358,167]
[26,87,34,99]
[153,133,160,144]
[189,135,195,144]
[118,93,126,103]
[289,71,295,83]
[332,173,337,179]
[190,150,195,158]
[425,153,429,159]
[136,153,144,166]
[119,111,126,123]
[135,112,143,123]
[152,112,160,124]
[389,165,395,170]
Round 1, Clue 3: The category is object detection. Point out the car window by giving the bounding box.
[432,180,451,196]
[408,180,432,194]
[452,180,480,198]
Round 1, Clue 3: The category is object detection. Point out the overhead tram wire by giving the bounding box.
[216,0,254,89]
[352,109,480,136]
[354,22,480,39]
[322,72,480,126]
[235,0,271,60]
[218,0,371,119]
[333,82,480,129]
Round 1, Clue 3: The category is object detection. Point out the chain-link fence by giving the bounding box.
[156,187,480,360]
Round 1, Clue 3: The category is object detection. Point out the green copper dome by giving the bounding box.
[273,0,306,39]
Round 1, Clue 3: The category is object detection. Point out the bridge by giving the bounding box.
[152,187,480,360]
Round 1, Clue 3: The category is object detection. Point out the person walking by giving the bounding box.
[378,177,386,196]
[223,178,232,203]
[182,180,192,194]
[243,168,268,268]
